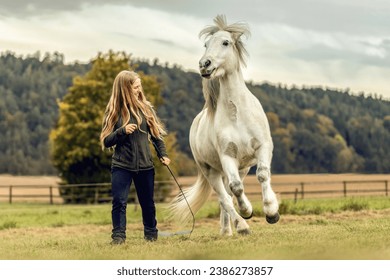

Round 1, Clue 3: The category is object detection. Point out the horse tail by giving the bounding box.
[169,170,211,224]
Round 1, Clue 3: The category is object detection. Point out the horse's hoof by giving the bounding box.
[266,213,280,224]
[237,228,251,235]
[240,211,253,220]
[220,230,233,236]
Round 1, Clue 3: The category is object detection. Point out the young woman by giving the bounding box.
[100,70,170,244]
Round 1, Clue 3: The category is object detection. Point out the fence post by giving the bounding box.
[94,186,99,204]
[9,185,12,204]
[294,188,299,203]
[71,187,75,204]
[49,186,53,205]
[300,183,305,199]
[385,180,388,197]
[343,181,347,197]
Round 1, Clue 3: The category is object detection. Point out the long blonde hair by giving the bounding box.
[100,70,166,150]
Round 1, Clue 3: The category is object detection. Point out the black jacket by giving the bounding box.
[103,114,168,172]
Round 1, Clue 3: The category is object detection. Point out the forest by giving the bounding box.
[1,51,389,176]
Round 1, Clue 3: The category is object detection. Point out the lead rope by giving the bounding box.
[152,141,195,238]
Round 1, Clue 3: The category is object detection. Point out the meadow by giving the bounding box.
[1,197,390,260]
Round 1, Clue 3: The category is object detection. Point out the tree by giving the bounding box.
[384,115,390,131]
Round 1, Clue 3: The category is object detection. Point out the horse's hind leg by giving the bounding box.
[220,198,232,236]
[256,143,280,224]
[220,177,233,235]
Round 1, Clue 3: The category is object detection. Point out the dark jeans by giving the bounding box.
[111,167,157,240]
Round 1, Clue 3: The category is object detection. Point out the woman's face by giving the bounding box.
[131,78,142,99]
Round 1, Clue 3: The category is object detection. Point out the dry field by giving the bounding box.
[1,173,389,203]
[0,175,62,203]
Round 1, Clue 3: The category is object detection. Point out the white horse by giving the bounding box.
[171,15,279,235]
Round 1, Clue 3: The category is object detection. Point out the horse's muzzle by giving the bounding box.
[200,67,214,78]
[200,72,212,78]
[199,58,214,78]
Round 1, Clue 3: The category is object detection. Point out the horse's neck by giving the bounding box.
[219,70,247,104]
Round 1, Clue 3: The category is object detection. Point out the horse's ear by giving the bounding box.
[232,32,243,42]
[232,32,247,44]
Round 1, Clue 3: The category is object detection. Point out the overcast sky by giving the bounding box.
[1,0,390,98]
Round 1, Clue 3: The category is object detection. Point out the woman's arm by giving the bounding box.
[151,136,170,166]
[150,135,168,158]
[103,127,126,148]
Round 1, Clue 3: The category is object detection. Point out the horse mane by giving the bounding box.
[199,15,250,118]
[199,14,250,68]
[202,78,220,116]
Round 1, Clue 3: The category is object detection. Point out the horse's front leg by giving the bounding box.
[206,169,250,235]
[256,141,280,224]
[220,150,253,219]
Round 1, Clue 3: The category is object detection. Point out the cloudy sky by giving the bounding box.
[1,0,390,98]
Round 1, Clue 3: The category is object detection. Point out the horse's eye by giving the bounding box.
[222,40,229,46]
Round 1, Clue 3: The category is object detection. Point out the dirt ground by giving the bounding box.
[1,173,389,203]
[0,175,62,203]
[0,174,60,186]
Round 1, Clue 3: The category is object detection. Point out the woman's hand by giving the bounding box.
[125,124,137,134]
[160,157,171,166]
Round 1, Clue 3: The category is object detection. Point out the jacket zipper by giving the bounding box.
[134,129,139,172]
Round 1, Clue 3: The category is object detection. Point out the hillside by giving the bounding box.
[1,52,389,175]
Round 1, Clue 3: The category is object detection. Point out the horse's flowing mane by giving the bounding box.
[202,78,220,115]
[199,15,250,117]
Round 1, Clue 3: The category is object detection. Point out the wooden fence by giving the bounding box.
[0,179,388,204]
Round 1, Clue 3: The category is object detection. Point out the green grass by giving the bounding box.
[275,197,374,215]
[0,203,112,228]
[0,196,390,260]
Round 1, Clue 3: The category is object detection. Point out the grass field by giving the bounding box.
[1,196,390,260]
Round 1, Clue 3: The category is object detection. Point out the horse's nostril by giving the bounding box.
[200,59,211,68]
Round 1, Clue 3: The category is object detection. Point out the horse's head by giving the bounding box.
[199,15,250,79]
[199,31,237,79]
